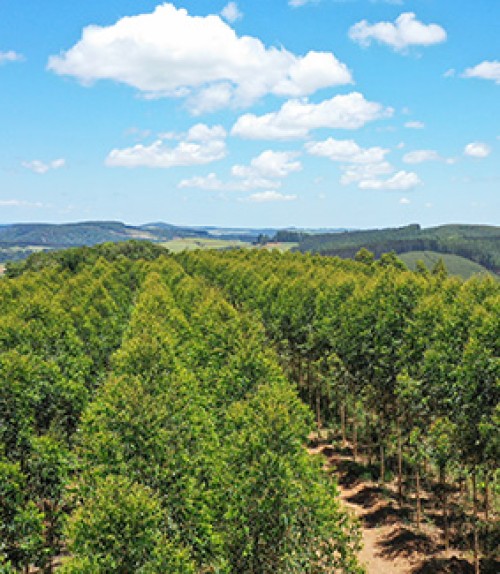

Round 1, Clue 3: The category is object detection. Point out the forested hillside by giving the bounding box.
[1,243,498,572]
[291,224,500,274]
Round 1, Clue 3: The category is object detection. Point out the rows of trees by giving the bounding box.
[178,248,499,573]
[1,244,361,572]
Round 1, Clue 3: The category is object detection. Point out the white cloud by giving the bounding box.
[0,199,44,208]
[220,2,242,23]
[186,123,227,142]
[404,120,425,129]
[462,61,500,84]
[179,149,301,191]
[340,161,394,185]
[232,150,302,178]
[0,50,24,64]
[48,3,352,112]
[463,142,491,158]
[178,172,281,191]
[359,170,421,190]
[399,197,411,204]
[349,12,446,52]
[232,92,393,140]
[305,137,389,164]
[403,149,441,164]
[22,158,66,174]
[444,68,455,78]
[244,190,297,202]
[106,123,226,168]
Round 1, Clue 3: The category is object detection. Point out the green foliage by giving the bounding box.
[2,242,498,572]
[62,475,196,573]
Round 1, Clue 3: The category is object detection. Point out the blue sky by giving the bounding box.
[1,0,498,228]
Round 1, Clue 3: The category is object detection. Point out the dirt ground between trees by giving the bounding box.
[309,443,494,574]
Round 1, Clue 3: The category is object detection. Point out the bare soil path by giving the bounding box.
[309,443,483,574]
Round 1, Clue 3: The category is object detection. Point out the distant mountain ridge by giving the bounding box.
[1,221,498,276]
[0,220,340,264]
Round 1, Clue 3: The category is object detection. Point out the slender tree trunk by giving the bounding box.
[316,388,322,430]
[440,465,449,551]
[307,359,313,412]
[416,465,421,530]
[340,403,346,445]
[472,470,480,574]
[353,416,358,462]
[484,472,489,521]
[397,423,403,507]
[380,442,385,485]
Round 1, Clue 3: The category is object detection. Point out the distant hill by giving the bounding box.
[293,224,500,275]
[399,251,493,279]
[0,221,350,263]
[0,221,286,264]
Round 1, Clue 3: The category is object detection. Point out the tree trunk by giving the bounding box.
[484,472,489,521]
[440,466,449,551]
[397,423,403,507]
[416,465,421,530]
[380,443,385,485]
[340,403,346,445]
[307,359,313,412]
[472,470,480,574]
[353,416,358,462]
[316,388,322,430]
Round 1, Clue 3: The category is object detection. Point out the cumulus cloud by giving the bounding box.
[179,150,301,191]
[305,137,389,164]
[462,61,500,84]
[232,150,302,178]
[399,197,411,204]
[22,158,66,174]
[463,142,491,158]
[359,170,422,190]
[0,50,24,64]
[178,172,281,191]
[106,123,226,168]
[340,161,394,185]
[244,190,297,202]
[48,3,352,112]
[403,149,442,164]
[186,123,227,142]
[404,120,425,129]
[349,12,446,52]
[232,92,392,140]
[220,2,243,23]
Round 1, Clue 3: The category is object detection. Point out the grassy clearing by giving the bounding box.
[161,237,251,252]
[260,242,298,252]
[161,238,298,253]
[399,251,493,279]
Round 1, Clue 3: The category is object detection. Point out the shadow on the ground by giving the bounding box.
[329,457,379,488]
[377,527,438,560]
[362,505,411,528]
[347,485,385,508]
[411,556,473,573]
